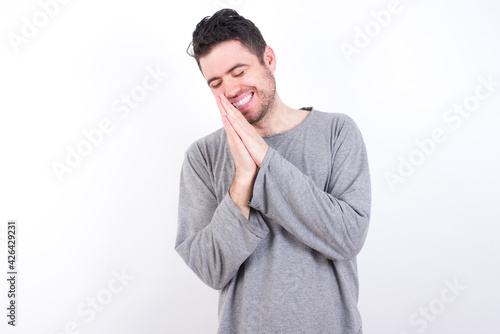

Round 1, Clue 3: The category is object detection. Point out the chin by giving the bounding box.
[247,109,266,125]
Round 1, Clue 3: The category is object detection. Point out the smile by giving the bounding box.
[232,92,253,109]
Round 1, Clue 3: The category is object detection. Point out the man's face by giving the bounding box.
[199,40,276,125]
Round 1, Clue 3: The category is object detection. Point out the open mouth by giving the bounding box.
[232,92,254,109]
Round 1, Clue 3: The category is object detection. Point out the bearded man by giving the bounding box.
[175,9,371,334]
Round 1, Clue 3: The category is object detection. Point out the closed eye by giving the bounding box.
[210,70,245,89]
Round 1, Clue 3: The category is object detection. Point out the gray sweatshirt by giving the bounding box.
[175,109,371,334]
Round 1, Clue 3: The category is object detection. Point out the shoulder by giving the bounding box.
[184,127,227,164]
[312,110,365,151]
[313,110,357,128]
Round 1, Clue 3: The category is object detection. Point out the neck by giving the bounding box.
[253,93,310,137]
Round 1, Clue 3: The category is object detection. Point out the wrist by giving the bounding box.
[255,145,269,168]
[229,177,254,219]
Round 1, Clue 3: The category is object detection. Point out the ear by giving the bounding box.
[262,46,276,73]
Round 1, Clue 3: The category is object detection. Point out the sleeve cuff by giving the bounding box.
[219,191,269,239]
[248,146,277,211]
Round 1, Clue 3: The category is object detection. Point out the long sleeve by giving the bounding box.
[175,141,269,290]
[248,115,371,262]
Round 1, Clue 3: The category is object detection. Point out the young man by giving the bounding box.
[175,9,371,334]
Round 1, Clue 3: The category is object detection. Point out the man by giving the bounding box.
[175,9,371,334]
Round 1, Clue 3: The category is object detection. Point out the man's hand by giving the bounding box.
[216,94,269,219]
[218,94,269,167]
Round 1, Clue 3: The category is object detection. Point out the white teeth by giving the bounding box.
[232,93,253,108]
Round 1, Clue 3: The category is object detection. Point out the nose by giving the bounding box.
[223,77,242,100]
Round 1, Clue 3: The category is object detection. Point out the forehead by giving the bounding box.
[199,40,257,79]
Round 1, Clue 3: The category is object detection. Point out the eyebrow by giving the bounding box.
[207,63,248,86]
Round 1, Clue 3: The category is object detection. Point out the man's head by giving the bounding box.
[187,9,267,70]
[188,9,278,125]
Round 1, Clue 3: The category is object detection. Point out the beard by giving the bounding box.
[247,66,276,125]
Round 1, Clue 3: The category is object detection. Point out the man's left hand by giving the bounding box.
[218,94,269,167]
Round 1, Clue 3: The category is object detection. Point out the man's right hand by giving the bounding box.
[217,97,257,219]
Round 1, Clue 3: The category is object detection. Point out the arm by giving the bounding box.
[216,95,370,262]
[175,143,269,290]
[249,117,371,262]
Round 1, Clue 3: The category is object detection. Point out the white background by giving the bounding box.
[1,0,499,333]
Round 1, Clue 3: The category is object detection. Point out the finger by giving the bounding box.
[217,95,268,166]
[218,97,250,154]
[222,118,239,157]
[220,95,262,145]
[218,98,252,137]
[221,114,235,143]
[216,96,228,117]
[217,96,251,141]
[222,114,245,152]
[224,106,269,167]
[219,94,252,134]
[225,111,250,140]
[221,103,257,141]
[219,94,246,122]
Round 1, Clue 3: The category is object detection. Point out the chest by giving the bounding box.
[211,134,333,204]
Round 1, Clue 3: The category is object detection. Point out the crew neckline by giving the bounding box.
[262,107,316,141]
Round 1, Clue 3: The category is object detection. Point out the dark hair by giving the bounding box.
[187,9,267,70]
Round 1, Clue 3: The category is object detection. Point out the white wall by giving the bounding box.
[1,0,499,333]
